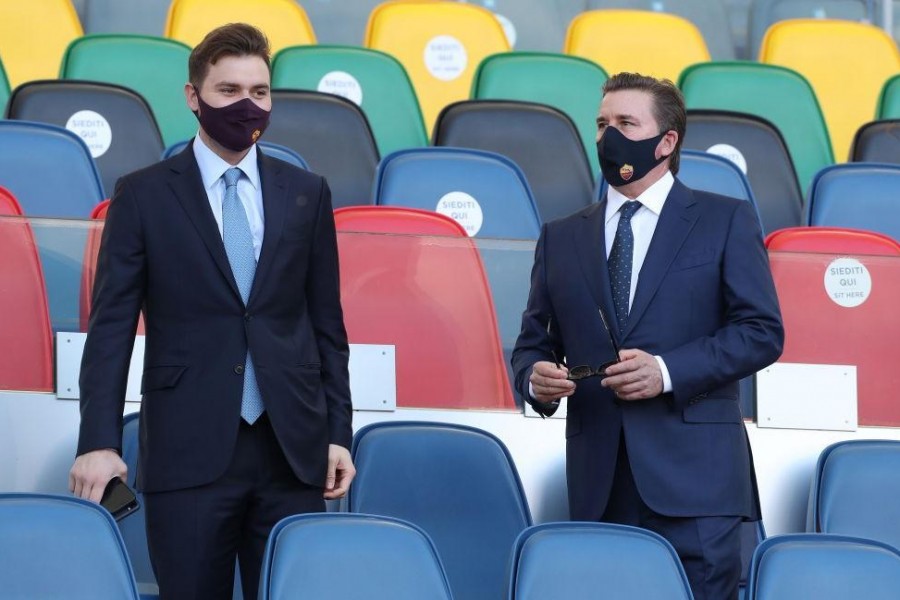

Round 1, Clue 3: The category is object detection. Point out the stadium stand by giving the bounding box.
[879,73,900,119]
[349,421,531,600]
[373,147,541,240]
[806,163,900,241]
[0,0,83,88]
[850,119,900,164]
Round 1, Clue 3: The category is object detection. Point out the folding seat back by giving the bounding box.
[334,206,515,410]
[0,494,140,599]
[677,150,763,229]
[806,163,900,241]
[165,0,316,51]
[878,74,900,119]
[7,80,164,197]
[683,110,801,233]
[760,19,900,162]
[163,139,309,171]
[118,413,156,595]
[509,522,692,600]
[364,1,510,132]
[0,190,53,392]
[373,147,541,240]
[472,52,607,176]
[0,58,9,115]
[61,34,195,147]
[259,514,453,600]
[766,226,900,255]
[272,45,427,156]
[749,0,872,60]
[267,90,379,208]
[748,534,900,600]
[679,61,833,194]
[434,100,594,222]
[850,120,900,164]
[0,0,83,87]
[349,422,531,600]
[565,10,710,83]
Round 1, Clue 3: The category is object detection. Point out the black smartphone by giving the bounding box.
[100,476,140,521]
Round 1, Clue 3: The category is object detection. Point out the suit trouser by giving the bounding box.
[144,413,325,600]
[601,434,742,600]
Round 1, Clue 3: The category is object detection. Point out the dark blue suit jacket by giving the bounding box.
[77,145,353,493]
[511,178,783,521]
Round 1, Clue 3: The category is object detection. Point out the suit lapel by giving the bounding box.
[574,201,619,335]
[248,151,287,306]
[623,179,699,338]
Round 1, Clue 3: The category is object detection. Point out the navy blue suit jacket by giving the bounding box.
[77,145,353,493]
[511,178,783,521]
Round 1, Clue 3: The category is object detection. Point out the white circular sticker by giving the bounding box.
[66,110,112,158]
[436,191,483,236]
[824,257,872,308]
[317,71,363,106]
[424,35,468,82]
[706,143,748,175]
[495,13,517,48]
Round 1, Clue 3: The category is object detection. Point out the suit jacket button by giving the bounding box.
[234,365,245,375]
[244,312,251,321]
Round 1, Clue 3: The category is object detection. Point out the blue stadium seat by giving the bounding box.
[508,522,693,600]
[678,150,764,230]
[119,413,157,599]
[348,421,532,600]
[374,147,541,239]
[0,493,140,599]
[259,513,453,600]
[747,533,900,600]
[806,163,900,241]
[162,140,309,171]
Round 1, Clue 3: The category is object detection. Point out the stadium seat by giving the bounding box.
[349,422,531,600]
[164,0,316,51]
[0,494,140,599]
[0,190,53,392]
[267,90,379,208]
[471,52,607,177]
[7,80,164,197]
[508,522,692,600]
[679,61,833,194]
[271,45,427,155]
[60,35,195,147]
[259,513,453,600]
[683,110,802,233]
[434,100,594,222]
[564,10,710,82]
[677,150,763,228]
[748,0,872,60]
[747,534,900,600]
[586,0,736,60]
[162,140,309,171]
[74,0,170,37]
[364,1,510,133]
[373,147,541,240]
[0,58,10,115]
[807,440,900,551]
[334,206,516,410]
[878,74,900,119]
[850,120,900,164]
[766,226,900,255]
[759,19,900,162]
[459,0,586,51]
[806,163,900,241]
[0,0,83,87]
[118,413,157,598]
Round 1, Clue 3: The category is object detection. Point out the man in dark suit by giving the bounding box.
[69,23,354,599]
[512,73,783,600]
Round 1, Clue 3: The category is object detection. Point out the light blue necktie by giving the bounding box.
[222,167,264,424]
[607,200,642,333]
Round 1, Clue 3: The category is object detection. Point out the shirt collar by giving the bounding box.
[192,134,261,192]
[605,171,675,225]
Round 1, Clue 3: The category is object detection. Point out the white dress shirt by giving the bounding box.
[192,135,265,261]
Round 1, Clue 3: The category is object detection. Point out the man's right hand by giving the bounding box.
[69,449,128,503]
[529,361,576,404]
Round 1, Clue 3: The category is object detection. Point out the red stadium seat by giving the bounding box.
[766,226,900,255]
[334,206,515,410]
[0,187,53,391]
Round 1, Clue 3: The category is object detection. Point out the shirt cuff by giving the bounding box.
[655,355,673,393]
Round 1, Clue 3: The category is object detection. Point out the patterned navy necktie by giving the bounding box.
[607,200,642,333]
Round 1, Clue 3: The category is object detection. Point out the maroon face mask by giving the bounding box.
[193,89,270,152]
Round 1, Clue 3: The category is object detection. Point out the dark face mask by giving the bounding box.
[596,126,668,187]
[193,89,270,152]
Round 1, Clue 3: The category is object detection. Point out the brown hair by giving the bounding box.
[602,73,686,174]
[188,23,271,89]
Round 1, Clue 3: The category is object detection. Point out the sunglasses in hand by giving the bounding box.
[547,307,621,381]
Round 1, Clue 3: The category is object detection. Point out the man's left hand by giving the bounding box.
[323,444,356,500]
[601,348,663,401]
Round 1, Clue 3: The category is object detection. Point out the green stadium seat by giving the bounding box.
[878,74,900,119]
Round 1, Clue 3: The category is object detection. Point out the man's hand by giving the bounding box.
[530,360,576,404]
[601,349,663,401]
[69,449,128,503]
[323,444,356,500]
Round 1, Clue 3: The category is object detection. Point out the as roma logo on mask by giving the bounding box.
[619,164,634,182]
[251,129,262,142]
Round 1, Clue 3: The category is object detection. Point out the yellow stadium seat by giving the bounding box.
[364,0,510,133]
[760,19,900,162]
[564,10,710,83]
[0,0,83,88]
[164,0,316,51]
